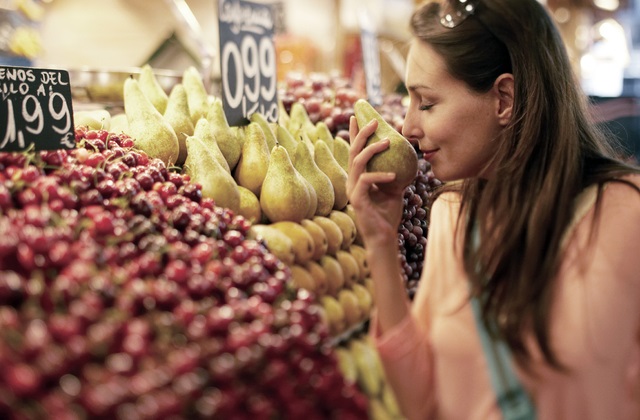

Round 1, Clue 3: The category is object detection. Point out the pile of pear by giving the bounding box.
[77,65,416,339]
[335,334,406,420]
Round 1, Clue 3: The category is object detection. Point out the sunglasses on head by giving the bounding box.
[439,0,481,28]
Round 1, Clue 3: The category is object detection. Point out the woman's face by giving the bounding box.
[402,40,505,181]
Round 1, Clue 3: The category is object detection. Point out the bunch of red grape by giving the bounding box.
[397,154,442,299]
[278,72,407,142]
[0,128,368,419]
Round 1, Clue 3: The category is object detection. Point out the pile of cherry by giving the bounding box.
[0,128,368,419]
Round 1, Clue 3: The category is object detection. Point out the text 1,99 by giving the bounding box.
[1,92,72,150]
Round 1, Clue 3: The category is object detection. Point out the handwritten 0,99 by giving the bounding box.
[0,66,75,152]
[218,0,278,126]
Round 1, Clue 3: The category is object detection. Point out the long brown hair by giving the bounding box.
[411,0,640,369]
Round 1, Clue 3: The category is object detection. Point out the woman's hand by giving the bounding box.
[347,116,405,248]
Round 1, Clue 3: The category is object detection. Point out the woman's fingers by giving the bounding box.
[348,116,378,165]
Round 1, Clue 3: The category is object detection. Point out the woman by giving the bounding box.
[347,0,640,418]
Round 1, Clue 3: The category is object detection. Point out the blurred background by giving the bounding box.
[1,0,638,158]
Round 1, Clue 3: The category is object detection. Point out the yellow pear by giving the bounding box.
[364,277,375,304]
[163,83,194,166]
[314,140,349,210]
[335,250,360,288]
[109,112,129,134]
[381,383,402,418]
[369,398,393,420]
[352,283,373,318]
[290,265,316,293]
[329,210,358,250]
[237,185,261,224]
[303,177,319,220]
[300,219,328,261]
[249,112,277,152]
[349,244,370,282]
[338,288,363,327]
[74,109,111,131]
[260,145,311,223]
[138,64,168,114]
[344,204,364,246]
[247,224,295,266]
[288,102,315,139]
[277,97,290,127]
[294,140,336,217]
[206,98,242,170]
[124,77,179,166]
[334,347,358,385]
[354,98,419,193]
[312,216,344,256]
[275,124,299,157]
[182,66,209,124]
[333,137,350,173]
[305,260,328,296]
[234,122,270,197]
[192,118,230,173]
[349,339,383,397]
[183,134,240,213]
[270,221,315,265]
[320,295,346,336]
[320,254,345,297]
[313,121,335,153]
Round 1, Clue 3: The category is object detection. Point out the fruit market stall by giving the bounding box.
[0,61,439,418]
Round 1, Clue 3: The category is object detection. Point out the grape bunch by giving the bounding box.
[0,128,368,419]
[278,72,360,140]
[397,154,442,299]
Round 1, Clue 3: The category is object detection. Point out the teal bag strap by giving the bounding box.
[470,223,536,420]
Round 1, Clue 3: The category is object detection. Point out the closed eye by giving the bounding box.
[419,104,434,111]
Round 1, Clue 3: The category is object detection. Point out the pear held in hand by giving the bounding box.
[354,98,418,192]
[124,77,179,166]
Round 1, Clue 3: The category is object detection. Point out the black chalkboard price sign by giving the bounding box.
[0,66,75,152]
[218,0,278,126]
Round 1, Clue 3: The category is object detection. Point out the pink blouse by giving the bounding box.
[372,175,640,420]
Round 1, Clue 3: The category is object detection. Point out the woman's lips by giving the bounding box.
[421,149,438,161]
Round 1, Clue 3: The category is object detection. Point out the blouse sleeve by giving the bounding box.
[370,192,462,420]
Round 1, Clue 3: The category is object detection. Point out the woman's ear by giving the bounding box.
[493,73,514,126]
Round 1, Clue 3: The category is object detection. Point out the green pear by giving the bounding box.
[293,140,335,216]
[275,124,299,157]
[249,112,277,152]
[303,175,318,219]
[74,109,111,131]
[260,145,311,223]
[182,66,209,124]
[277,98,290,128]
[138,64,168,114]
[234,122,270,197]
[314,121,335,153]
[163,83,194,166]
[124,77,179,166]
[237,185,262,224]
[314,140,349,210]
[183,134,240,213]
[354,98,418,192]
[192,118,230,173]
[332,136,350,173]
[288,102,315,139]
[109,112,129,134]
[206,98,242,170]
